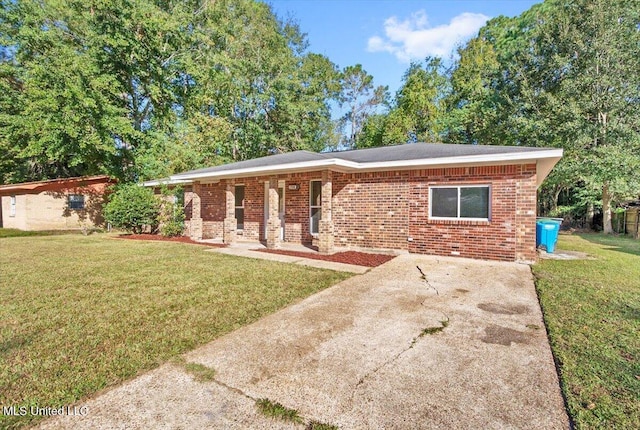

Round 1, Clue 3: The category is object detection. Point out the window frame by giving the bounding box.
[9,195,16,217]
[309,180,322,235]
[429,184,491,221]
[67,194,85,210]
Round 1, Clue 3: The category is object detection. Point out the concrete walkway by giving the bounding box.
[208,241,373,274]
[39,254,568,430]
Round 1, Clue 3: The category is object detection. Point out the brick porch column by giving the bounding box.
[318,170,334,254]
[190,181,203,241]
[223,179,237,244]
[266,177,281,248]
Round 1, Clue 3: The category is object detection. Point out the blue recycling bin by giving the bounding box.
[536,219,561,253]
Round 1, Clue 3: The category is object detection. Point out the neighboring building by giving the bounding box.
[0,176,114,231]
[144,143,562,262]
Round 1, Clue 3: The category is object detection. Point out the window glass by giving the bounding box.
[430,186,490,220]
[234,185,244,208]
[235,185,245,230]
[68,194,85,210]
[10,195,16,217]
[310,180,322,234]
[310,207,321,235]
[431,188,458,218]
[460,187,489,218]
[310,181,322,207]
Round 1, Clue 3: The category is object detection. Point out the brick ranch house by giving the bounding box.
[145,143,562,262]
[0,175,114,231]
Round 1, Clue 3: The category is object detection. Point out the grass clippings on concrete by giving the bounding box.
[533,233,640,430]
[0,233,350,429]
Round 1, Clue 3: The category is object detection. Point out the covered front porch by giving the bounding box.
[186,170,335,254]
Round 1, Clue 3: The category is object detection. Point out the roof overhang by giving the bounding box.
[0,175,114,196]
[165,149,563,188]
[141,178,195,187]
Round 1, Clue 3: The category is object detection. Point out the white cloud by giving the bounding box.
[367,10,489,63]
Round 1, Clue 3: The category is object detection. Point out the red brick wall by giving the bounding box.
[183,164,538,261]
[332,171,410,250]
[407,164,537,261]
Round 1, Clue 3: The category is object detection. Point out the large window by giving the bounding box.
[310,180,322,234]
[68,194,85,210]
[235,185,245,230]
[430,185,490,220]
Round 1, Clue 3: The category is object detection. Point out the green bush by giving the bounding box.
[103,184,160,234]
[158,186,185,237]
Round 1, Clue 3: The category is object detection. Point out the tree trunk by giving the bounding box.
[586,203,594,229]
[602,183,613,234]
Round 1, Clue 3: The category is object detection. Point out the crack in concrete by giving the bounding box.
[210,378,257,402]
[353,315,449,393]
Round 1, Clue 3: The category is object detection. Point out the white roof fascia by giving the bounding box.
[170,159,358,181]
[170,149,563,186]
[141,178,193,187]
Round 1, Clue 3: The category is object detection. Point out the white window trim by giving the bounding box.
[429,184,491,221]
[235,184,245,231]
[309,179,322,235]
[9,195,16,217]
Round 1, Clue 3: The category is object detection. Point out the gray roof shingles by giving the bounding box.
[173,143,554,177]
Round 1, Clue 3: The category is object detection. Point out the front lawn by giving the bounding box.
[0,233,350,429]
[533,234,640,429]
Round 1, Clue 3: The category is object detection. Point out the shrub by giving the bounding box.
[158,186,185,237]
[103,184,160,234]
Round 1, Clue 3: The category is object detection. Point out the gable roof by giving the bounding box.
[146,143,562,187]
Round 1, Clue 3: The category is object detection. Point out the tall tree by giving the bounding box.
[447,0,640,232]
[357,57,449,148]
[338,64,388,148]
[517,0,640,233]
[0,0,342,183]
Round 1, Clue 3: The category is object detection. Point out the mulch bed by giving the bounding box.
[117,234,227,247]
[254,248,396,267]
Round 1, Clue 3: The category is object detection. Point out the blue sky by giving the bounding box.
[265,0,541,97]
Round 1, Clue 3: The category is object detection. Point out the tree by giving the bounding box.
[447,0,640,232]
[357,57,449,148]
[338,64,388,148]
[443,37,500,145]
[0,0,342,184]
[517,0,640,233]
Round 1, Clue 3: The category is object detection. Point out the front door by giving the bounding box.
[264,181,285,240]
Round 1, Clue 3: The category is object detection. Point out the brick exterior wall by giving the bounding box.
[407,164,537,261]
[182,164,538,262]
[332,171,410,250]
[0,181,110,231]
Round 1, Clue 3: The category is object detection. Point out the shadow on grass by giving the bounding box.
[576,232,640,257]
[0,228,85,238]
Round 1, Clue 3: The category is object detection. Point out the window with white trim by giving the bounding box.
[310,180,322,234]
[235,185,245,230]
[68,194,85,210]
[429,185,490,220]
[9,195,16,217]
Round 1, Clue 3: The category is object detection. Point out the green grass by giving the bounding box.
[533,233,640,429]
[0,228,69,238]
[255,398,304,424]
[182,362,216,382]
[0,234,350,429]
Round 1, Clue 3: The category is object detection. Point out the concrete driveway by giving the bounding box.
[39,254,568,429]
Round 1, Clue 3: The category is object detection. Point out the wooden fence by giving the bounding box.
[613,208,640,239]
